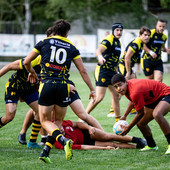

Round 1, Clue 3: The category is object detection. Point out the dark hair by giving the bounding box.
[46,27,54,37]
[111,74,126,85]
[157,19,167,24]
[53,19,71,37]
[139,26,151,36]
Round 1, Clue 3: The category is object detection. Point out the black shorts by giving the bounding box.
[145,95,170,109]
[141,58,163,76]
[38,82,71,107]
[117,63,133,76]
[95,65,117,87]
[5,81,38,105]
[82,129,95,145]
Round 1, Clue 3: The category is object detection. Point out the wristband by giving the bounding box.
[91,91,96,95]
[149,50,154,56]
[98,55,103,60]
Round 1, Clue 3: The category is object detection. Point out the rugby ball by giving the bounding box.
[113,120,128,135]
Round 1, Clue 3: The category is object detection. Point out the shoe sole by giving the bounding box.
[64,140,73,160]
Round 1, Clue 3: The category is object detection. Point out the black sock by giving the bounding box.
[51,128,66,146]
[165,133,170,145]
[43,136,56,156]
[132,137,139,143]
[145,136,156,147]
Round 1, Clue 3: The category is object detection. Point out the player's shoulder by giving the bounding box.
[162,32,167,40]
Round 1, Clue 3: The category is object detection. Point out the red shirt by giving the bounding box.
[125,79,170,111]
[54,120,84,150]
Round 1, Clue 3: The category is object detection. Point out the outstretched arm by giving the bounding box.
[0,59,21,77]
[24,50,39,83]
[73,57,96,102]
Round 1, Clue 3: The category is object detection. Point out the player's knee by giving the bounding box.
[4,114,15,123]
[95,96,104,103]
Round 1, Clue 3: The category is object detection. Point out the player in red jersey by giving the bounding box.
[111,73,170,155]
[53,120,147,150]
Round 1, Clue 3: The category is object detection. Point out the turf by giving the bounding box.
[0,71,170,170]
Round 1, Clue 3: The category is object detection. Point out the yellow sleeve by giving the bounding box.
[31,55,41,67]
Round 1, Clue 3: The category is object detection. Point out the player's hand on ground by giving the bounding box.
[89,90,96,103]
[28,71,39,83]
[106,146,119,150]
[69,84,77,94]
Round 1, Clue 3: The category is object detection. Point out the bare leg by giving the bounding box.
[20,109,35,134]
[86,86,107,114]
[1,103,17,126]
[154,70,163,82]
[95,141,136,149]
[70,99,103,130]
[108,85,120,118]
[152,101,170,135]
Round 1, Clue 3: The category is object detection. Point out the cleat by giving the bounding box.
[18,133,27,145]
[39,152,51,163]
[129,108,137,115]
[136,138,147,149]
[165,145,170,155]
[27,141,42,149]
[140,145,158,151]
[64,139,73,160]
[107,111,115,117]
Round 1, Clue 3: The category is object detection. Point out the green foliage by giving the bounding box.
[0,71,170,169]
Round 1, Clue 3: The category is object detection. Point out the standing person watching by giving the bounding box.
[86,23,123,121]
[142,19,170,82]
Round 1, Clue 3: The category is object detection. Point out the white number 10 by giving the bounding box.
[50,46,67,64]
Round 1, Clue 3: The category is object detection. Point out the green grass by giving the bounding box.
[0,71,170,170]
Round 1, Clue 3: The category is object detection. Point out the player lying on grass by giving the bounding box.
[39,119,147,163]
[111,73,170,155]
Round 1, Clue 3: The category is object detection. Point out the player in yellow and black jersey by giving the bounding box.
[117,26,150,115]
[0,56,42,148]
[118,26,151,80]
[86,23,123,121]
[24,19,103,162]
[142,19,170,82]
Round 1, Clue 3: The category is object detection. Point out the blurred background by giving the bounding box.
[0,0,169,69]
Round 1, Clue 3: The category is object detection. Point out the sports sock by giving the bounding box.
[41,135,48,143]
[0,117,5,128]
[132,137,139,143]
[29,120,41,143]
[165,133,170,145]
[115,116,121,122]
[51,128,66,146]
[145,136,156,147]
[42,136,56,156]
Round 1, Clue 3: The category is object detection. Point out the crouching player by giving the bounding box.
[111,73,170,155]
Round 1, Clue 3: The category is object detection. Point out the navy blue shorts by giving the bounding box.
[145,95,170,109]
[142,59,163,76]
[95,65,117,87]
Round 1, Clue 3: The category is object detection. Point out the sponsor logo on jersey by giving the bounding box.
[153,40,164,44]
[45,63,66,70]
[49,39,55,44]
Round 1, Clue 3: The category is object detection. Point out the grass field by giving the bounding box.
[0,71,170,170]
